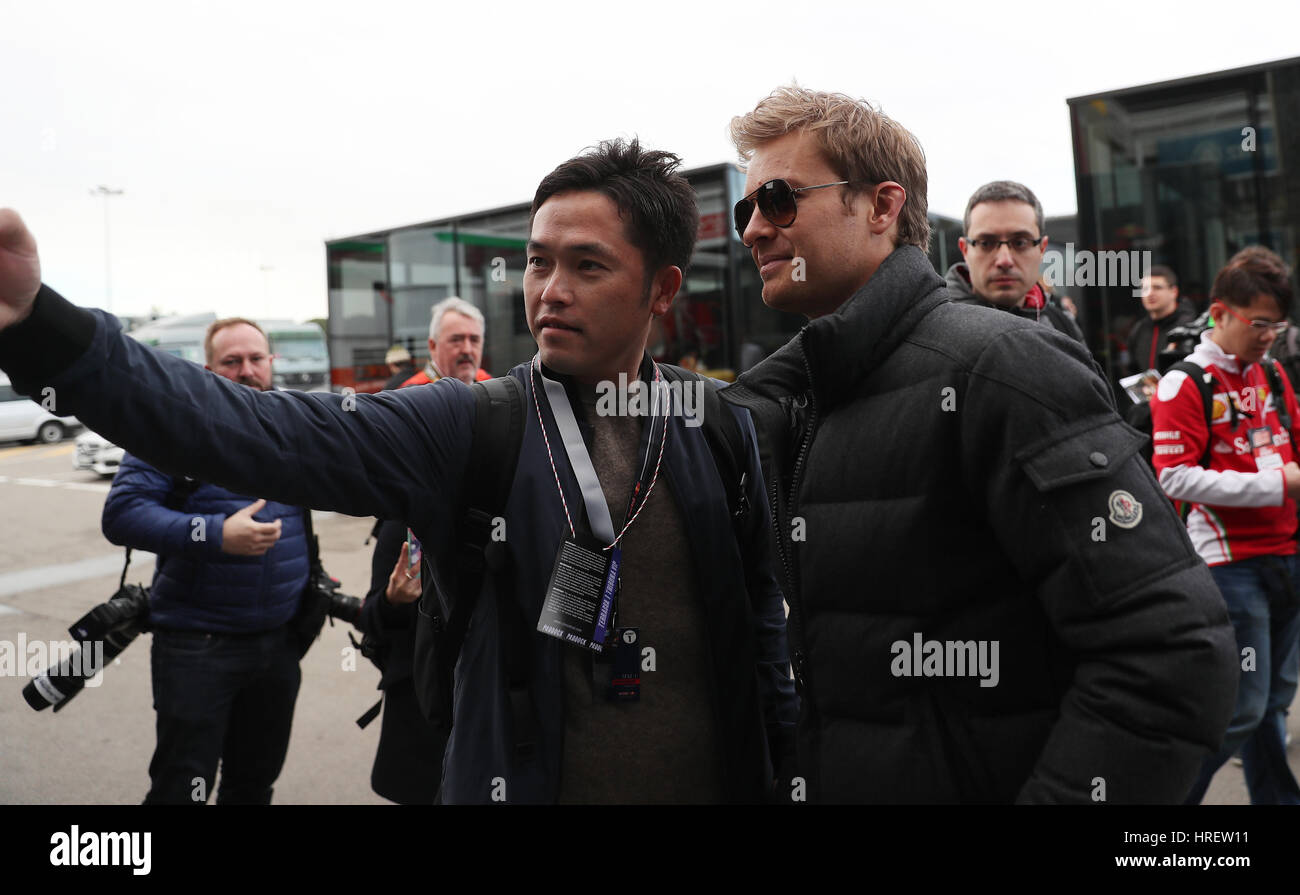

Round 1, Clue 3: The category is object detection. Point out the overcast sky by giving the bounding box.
[3,0,1296,322]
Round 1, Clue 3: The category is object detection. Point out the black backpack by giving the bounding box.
[411,366,749,755]
[1127,358,1292,468]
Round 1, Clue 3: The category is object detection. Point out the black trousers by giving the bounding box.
[143,625,301,805]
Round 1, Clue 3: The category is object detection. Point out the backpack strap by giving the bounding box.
[455,375,526,606]
[1167,360,1216,468]
[468,377,534,760]
[414,375,527,746]
[301,495,320,574]
[1263,358,1292,434]
[658,364,750,528]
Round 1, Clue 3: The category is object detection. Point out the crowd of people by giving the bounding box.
[0,83,1295,804]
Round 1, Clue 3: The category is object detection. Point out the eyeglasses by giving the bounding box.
[217,354,271,368]
[733,179,850,239]
[1215,301,1290,334]
[964,236,1044,253]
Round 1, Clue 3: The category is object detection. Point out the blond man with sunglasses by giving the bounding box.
[720,85,1237,804]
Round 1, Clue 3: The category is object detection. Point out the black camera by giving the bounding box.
[1158,310,1212,373]
[22,584,151,712]
[289,562,363,658]
[321,576,362,626]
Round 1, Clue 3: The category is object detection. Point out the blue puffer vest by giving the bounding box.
[102,452,308,633]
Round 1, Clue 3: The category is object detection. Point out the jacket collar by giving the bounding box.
[732,326,810,402]
[1190,330,1246,376]
[945,260,1050,313]
[738,245,947,406]
[1148,306,1180,326]
[806,245,948,401]
[944,261,976,299]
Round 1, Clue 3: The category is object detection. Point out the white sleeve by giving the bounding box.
[1158,463,1286,508]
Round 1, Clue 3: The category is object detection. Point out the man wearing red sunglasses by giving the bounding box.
[1151,246,1300,804]
[720,84,1237,803]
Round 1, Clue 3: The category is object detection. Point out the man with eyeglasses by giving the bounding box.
[945,180,1084,344]
[720,85,1236,803]
[1151,246,1300,805]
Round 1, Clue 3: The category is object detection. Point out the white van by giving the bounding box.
[130,314,329,392]
[0,374,81,444]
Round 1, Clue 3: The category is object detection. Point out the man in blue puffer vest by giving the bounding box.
[101,317,310,804]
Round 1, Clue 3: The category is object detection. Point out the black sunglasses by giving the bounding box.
[733,178,851,239]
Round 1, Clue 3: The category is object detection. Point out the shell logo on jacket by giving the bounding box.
[1151,331,1300,566]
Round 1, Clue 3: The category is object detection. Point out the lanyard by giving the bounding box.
[529,355,668,549]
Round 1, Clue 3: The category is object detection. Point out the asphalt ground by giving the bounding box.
[0,440,386,804]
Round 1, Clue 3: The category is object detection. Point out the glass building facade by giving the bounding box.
[1068,56,1300,381]
[327,164,965,391]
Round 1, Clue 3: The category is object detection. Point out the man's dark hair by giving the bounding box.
[530,138,699,282]
[1213,246,1293,316]
[1149,264,1178,288]
[963,180,1044,237]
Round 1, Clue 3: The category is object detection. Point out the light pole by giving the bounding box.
[90,186,123,312]
[259,264,274,306]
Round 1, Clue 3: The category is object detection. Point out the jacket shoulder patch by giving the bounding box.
[1107,490,1143,529]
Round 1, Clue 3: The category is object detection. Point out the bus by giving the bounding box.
[129,313,329,391]
[260,320,330,392]
[128,312,214,365]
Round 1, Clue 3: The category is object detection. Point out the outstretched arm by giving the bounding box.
[0,211,473,539]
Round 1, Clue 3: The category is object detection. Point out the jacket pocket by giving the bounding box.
[1014,412,1199,607]
[1017,417,1144,492]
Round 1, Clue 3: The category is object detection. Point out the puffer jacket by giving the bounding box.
[945,261,1085,344]
[722,244,1238,803]
[102,452,308,633]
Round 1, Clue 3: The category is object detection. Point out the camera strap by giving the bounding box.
[118,475,203,589]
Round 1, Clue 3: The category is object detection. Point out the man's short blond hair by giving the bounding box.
[204,317,268,364]
[729,86,930,252]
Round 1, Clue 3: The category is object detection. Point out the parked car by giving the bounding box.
[73,430,125,478]
[0,374,80,444]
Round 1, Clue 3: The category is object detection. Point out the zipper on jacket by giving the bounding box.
[771,335,818,698]
[768,472,807,695]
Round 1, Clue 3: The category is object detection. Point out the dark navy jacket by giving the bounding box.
[1,287,797,804]
[101,452,308,633]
